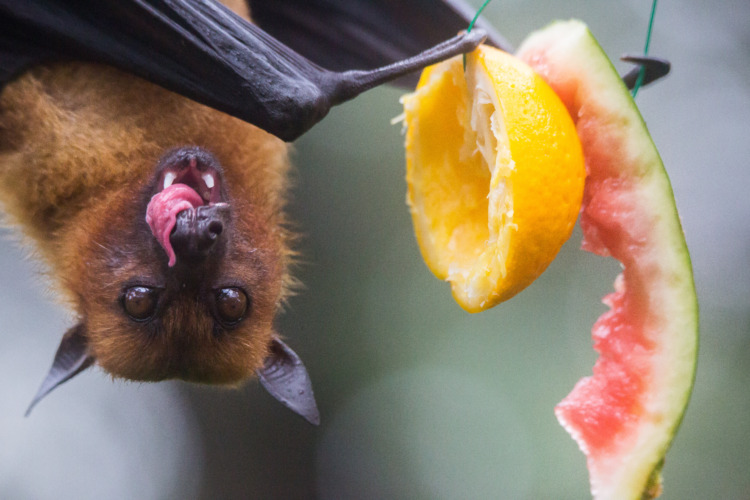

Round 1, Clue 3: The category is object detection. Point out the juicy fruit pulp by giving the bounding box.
[517,20,698,499]
[402,46,585,312]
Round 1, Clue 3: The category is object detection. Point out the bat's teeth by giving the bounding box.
[202,173,215,189]
[163,172,177,190]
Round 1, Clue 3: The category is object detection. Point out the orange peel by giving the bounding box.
[402,45,585,312]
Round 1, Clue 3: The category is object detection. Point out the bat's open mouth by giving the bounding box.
[146,147,229,266]
[156,157,224,205]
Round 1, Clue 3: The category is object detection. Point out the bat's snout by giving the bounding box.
[170,203,230,262]
[146,146,230,267]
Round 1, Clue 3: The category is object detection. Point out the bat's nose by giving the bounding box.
[170,203,230,262]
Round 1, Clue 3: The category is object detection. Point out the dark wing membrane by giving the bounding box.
[0,18,49,86]
[0,0,484,141]
[0,0,333,140]
[248,0,512,85]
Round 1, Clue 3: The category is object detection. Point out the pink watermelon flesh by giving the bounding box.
[517,21,698,499]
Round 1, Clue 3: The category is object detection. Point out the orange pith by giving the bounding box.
[403,45,585,312]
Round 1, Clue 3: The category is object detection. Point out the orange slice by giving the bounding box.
[402,45,585,312]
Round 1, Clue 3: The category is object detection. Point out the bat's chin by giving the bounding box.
[95,343,259,387]
[145,147,230,266]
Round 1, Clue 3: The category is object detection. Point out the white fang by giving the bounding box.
[163,172,177,190]
[202,173,215,189]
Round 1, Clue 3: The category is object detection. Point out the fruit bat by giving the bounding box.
[0,0,668,424]
[0,0,504,425]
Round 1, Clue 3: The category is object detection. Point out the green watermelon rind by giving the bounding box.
[517,20,699,499]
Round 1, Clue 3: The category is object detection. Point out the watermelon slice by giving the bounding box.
[516,21,699,499]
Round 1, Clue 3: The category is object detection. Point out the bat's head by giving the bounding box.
[85,146,285,383]
[28,144,317,423]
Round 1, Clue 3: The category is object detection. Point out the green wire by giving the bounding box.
[462,0,657,96]
[463,0,494,70]
[632,0,659,98]
[468,0,493,32]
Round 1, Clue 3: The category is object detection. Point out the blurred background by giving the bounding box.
[1,0,748,498]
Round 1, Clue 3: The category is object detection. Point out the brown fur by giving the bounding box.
[0,43,295,384]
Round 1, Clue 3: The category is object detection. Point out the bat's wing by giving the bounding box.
[248,1,670,91]
[0,0,487,141]
[248,0,512,85]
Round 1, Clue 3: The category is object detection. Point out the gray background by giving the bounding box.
[1,0,748,498]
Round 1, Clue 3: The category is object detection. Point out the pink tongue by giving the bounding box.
[146,184,204,266]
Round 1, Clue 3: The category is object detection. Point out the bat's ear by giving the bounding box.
[257,337,319,426]
[25,323,95,416]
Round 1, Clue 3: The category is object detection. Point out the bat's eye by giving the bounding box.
[214,287,249,326]
[122,286,159,321]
